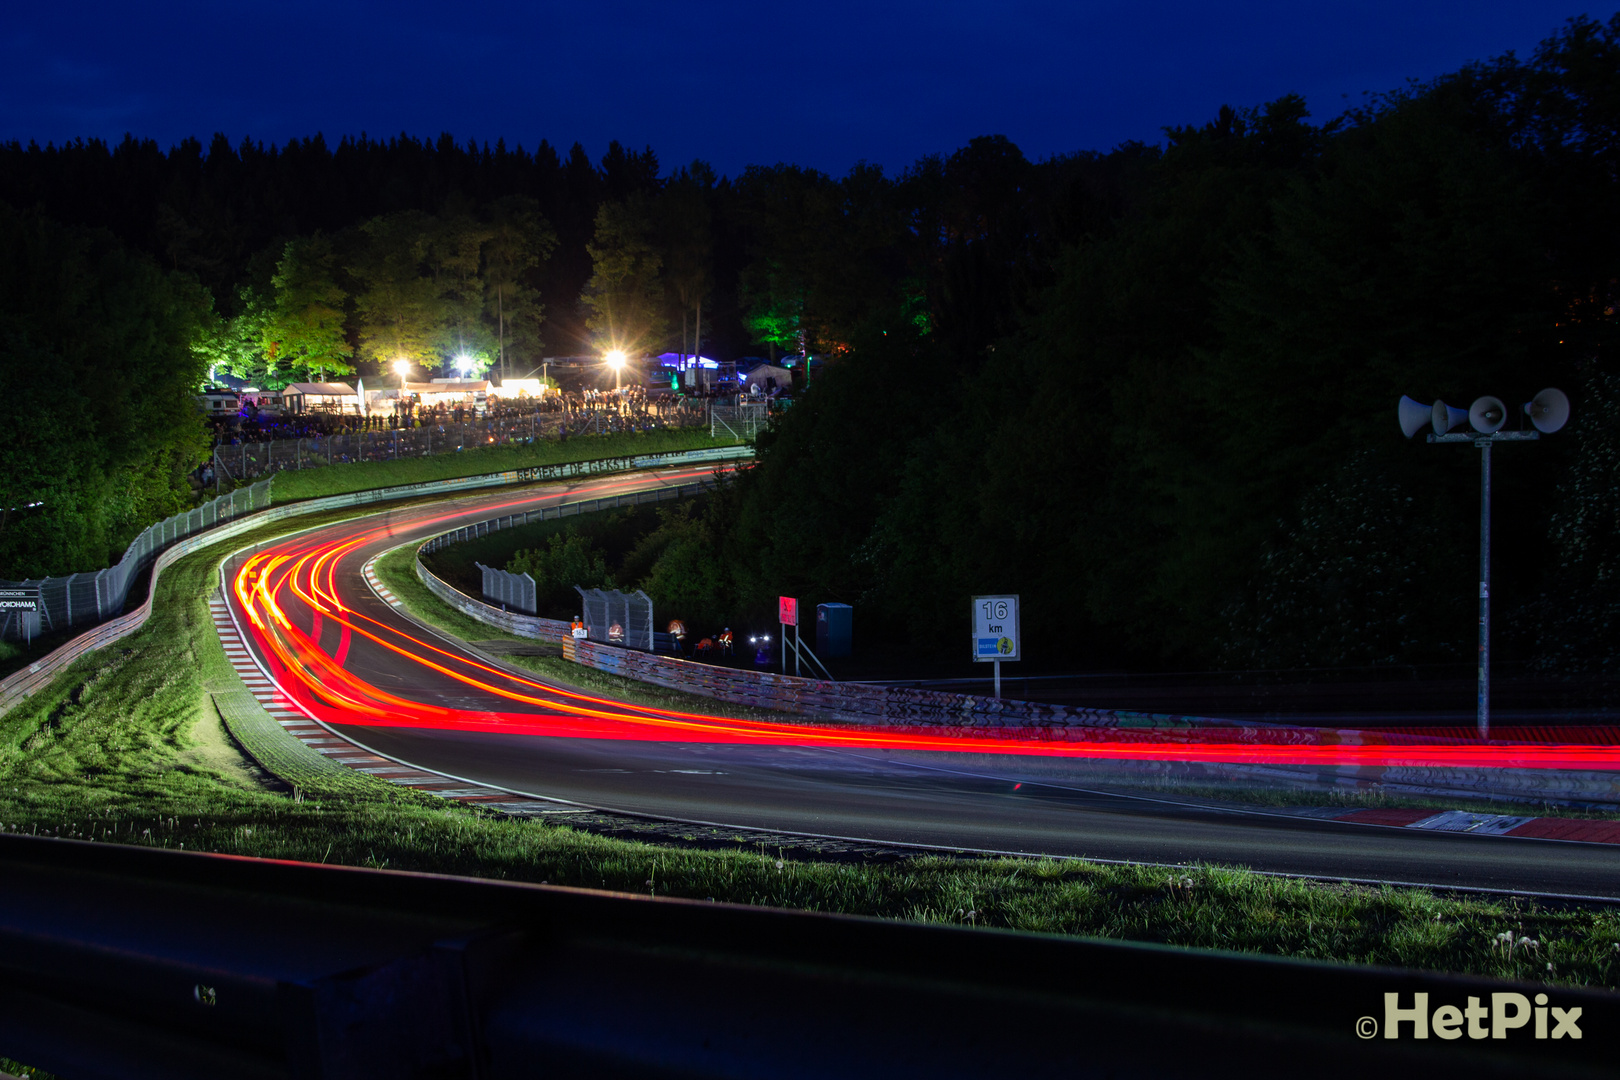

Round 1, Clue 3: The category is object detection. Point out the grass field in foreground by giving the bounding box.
[0,481,1618,1068]
[267,426,740,501]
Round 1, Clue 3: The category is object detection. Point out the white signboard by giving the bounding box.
[971,594,1020,663]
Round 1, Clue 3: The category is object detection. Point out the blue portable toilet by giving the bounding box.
[816,603,852,658]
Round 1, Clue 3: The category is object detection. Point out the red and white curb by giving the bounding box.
[208,591,572,817]
[1312,806,1620,844]
[361,555,402,608]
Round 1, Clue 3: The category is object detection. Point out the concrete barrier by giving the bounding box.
[416,561,571,644]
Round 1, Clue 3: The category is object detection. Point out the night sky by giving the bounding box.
[0,2,1602,177]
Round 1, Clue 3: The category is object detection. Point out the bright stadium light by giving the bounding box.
[605,349,626,390]
[392,359,410,390]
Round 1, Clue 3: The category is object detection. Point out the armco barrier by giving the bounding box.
[2,834,1616,1080]
[0,445,752,717]
[411,477,726,643]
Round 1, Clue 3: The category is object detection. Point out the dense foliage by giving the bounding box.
[3,15,1618,674]
[688,17,1620,674]
[0,206,209,577]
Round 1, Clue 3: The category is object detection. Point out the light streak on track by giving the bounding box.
[231,471,1620,773]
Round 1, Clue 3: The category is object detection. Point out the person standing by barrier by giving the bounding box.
[718,628,733,659]
[667,619,687,656]
[571,615,588,641]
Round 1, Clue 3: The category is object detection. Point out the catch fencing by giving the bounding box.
[414,477,723,643]
[0,444,752,714]
[710,403,770,440]
[479,563,538,616]
[576,586,655,651]
[213,401,717,484]
[0,481,271,642]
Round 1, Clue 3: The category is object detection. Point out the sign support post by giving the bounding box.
[971,595,1020,701]
[779,596,798,676]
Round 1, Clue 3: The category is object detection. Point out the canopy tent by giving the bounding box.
[741,363,794,394]
[283,382,359,414]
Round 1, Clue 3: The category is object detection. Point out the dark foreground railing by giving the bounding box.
[0,834,1612,1079]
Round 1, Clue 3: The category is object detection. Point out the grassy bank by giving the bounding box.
[0,485,1618,1024]
[267,427,738,501]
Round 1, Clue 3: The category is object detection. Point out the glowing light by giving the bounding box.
[392,360,410,376]
[227,472,1620,775]
[605,350,626,369]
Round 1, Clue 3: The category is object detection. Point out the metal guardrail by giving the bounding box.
[0,834,1613,1079]
[0,446,752,717]
[413,478,724,643]
[418,476,727,557]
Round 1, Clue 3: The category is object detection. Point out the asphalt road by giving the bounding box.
[223,468,1620,902]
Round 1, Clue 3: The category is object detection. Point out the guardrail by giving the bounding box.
[0,446,752,717]
[0,834,1612,1079]
[413,478,725,643]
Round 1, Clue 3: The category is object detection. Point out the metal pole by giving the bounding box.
[1478,438,1492,741]
[781,622,786,675]
[994,660,1001,700]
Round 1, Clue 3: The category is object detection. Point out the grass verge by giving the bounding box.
[0,478,1616,1057]
[267,428,738,501]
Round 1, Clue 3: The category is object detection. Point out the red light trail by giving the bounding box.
[230,473,1620,773]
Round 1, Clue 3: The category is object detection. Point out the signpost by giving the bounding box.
[971,594,1020,699]
[779,596,797,674]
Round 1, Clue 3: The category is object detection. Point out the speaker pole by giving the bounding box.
[1406,389,1570,738]
[1477,439,1492,741]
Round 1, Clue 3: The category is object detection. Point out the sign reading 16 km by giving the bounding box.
[971,595,1020,662]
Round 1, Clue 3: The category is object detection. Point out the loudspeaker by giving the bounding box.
[1398,396,1432,438]
[1524,387,1570,434]
[1431,400,1468,435]
[1469,396,1507,433]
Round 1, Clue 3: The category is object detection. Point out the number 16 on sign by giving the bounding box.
[971,595,1020,699]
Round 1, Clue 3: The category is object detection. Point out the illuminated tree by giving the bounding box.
[261,234,354,382]
[428,203,495,372]
[482,195,557,379]
[582,197,666,354]
[350,211,440,371]
[660,161,715,361]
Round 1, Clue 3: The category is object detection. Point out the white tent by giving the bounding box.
[741,364,794,394]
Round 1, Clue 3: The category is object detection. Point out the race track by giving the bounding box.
[222,467,1620,901]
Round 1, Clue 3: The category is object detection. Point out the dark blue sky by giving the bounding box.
[0,2,1602,178]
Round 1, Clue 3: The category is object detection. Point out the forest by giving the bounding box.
[1,15,1617,675]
